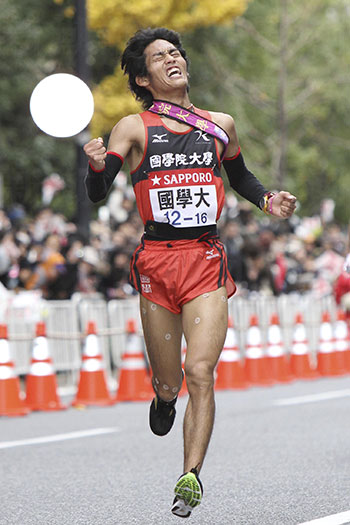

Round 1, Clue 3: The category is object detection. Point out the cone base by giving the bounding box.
[317,353,348,377]
[0,408,30,417]
[73,370,115,407]
[27,402,66,412]
[72,398,116,407]
[266,356,294,384]
[290,355,319,380]
[215,362,248,391]
[25,375,66,412]
[245,359,275,387]
[0,378,30,417]
[115,370,154,402]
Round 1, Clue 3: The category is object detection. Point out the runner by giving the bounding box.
[84,27,297,518]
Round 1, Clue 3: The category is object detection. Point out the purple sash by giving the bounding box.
[149,100,229,158]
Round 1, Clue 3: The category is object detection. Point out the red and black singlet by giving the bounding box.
[131,109,225,236]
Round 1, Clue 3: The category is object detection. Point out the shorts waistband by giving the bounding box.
[144,220,217,241]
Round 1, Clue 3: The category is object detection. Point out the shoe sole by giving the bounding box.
[171,498,192,518]
[174,472,202,508]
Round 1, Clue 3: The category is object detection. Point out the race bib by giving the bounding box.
[148,168,218,228]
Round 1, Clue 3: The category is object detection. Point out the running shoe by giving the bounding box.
[149,394,177,436]
[171,468,203,518]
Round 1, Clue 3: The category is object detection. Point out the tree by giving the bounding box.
[86,0,248,136]
[0,0,77,217]
[182,0,350,222]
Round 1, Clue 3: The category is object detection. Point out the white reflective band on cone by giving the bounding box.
[29,362,53,376]
[319,341,333,354]
[266,344,284,358]
[121,358,146,370]
[319,322,333,353]
[292,342,308,355]
[224,329,237,348]
[32,337,50,361]
[0,365,15,380]
[220,350,240,362]
[335,341,348,352]
[246,347,263,359]
[82,358,103,372]
[246,326,262,344]
[83,334,100,357]
[0,340,11,364]
[267,325,282,344]
[125,334,144,354]
[334,322,349,351]
[320,323,332,339]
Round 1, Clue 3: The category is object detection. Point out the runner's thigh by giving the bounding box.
[182,286,228,372]
[139,295,183,383]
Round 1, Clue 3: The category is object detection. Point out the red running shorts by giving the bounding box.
[129,237,236,314]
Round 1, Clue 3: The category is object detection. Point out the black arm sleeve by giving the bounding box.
[223,151,267,209]
[84,152,123,203]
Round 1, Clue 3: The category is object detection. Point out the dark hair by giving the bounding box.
[121,27,189,109]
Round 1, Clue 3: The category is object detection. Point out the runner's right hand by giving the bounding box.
[83,137,107,170]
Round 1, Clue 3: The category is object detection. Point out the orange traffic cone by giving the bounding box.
[215,318,247,390]
[25,321,66,411]
[265,313,293,383]
[290,313,319,379]
[0,324,29,417]
[333,310,350,374]
[115,319,154,402]
[244,314,273,386]
[317,311,343,376]
[72,321,115,407]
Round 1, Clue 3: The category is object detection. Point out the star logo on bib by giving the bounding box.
[150,175,161,186]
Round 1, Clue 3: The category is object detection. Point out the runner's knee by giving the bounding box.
[184,360,215,391]
[152,373,183,401]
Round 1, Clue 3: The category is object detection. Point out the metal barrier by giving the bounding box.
[107,298,142,368]
[0,291,338,389]
[229,292,337,362]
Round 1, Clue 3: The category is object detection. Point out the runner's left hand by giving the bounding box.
[270,191,297,219]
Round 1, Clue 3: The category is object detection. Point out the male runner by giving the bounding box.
[83,27,296,518]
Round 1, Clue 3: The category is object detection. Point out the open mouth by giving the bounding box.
[167,67,182,78]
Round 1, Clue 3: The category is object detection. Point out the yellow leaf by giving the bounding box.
[86,0,249,135]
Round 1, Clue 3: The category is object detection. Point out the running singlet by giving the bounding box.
[131,109,225,233]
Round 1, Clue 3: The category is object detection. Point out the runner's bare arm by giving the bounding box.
[209,112,240,158]
[84,114,144,202]
[107,114,144,168]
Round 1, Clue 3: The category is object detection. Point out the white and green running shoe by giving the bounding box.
[171,468,203,518]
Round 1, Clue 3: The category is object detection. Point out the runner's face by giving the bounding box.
[142,39,188,94]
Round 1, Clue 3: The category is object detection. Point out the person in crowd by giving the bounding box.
[334,253,350,321]
[83,27,296,518]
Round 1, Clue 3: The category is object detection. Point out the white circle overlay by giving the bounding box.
[30,73,94,138]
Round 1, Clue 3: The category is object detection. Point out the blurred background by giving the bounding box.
[0,0,349,306]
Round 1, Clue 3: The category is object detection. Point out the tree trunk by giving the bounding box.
[277,0,288,188]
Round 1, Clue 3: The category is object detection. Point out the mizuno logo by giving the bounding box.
[206,249,220,260]
[152,133,169,143]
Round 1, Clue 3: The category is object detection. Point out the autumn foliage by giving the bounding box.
[86,0,248,136]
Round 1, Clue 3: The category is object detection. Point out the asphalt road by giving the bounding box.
[1,377,350,525]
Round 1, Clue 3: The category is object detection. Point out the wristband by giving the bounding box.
[268,193,276,214]
[261,191,276,215]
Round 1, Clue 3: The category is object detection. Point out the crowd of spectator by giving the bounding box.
[0,175,349,313]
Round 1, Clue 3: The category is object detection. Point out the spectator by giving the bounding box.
[334,253,350,321]
[0,198,348,301]
[221,220,247,284]
[98,248,132,299]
